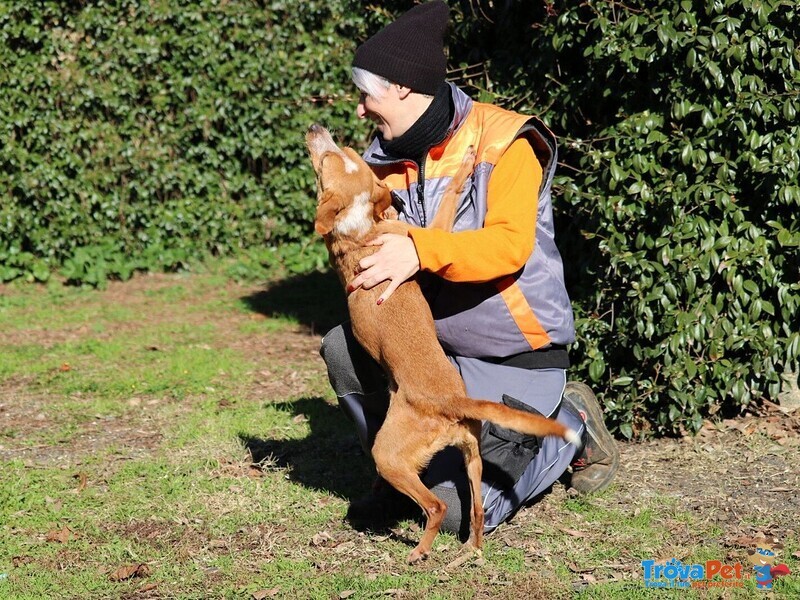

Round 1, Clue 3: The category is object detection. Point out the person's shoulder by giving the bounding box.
[467,102,529,144]
[472,100,518,117]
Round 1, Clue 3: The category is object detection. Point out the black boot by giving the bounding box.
[562,382,620,494]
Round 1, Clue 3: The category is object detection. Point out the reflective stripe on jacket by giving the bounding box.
[363,84,575,358]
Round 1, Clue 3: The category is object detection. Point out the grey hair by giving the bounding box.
[352,67,391,98]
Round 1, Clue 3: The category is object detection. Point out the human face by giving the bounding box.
[356,85,407,141]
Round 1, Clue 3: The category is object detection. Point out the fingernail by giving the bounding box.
[376,298,383,305]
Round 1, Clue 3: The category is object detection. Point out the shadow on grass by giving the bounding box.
[238,397,567,543]
[238,397,425,541]
[238,396,374,502]
[240,270,347,336]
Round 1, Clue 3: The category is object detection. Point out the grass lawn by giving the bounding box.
[1,266,798,599]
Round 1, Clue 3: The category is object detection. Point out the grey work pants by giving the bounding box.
[320,322,584,533]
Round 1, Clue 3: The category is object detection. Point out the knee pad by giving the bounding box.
[321,323,386,397]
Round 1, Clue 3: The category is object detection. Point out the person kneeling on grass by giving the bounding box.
[320,1,620,536]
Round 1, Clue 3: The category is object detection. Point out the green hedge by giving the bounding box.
[448,0,799,435]
[0,0,371,283]
[1,0,797,436]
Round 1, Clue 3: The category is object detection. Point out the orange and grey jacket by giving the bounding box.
[363,84,575,362]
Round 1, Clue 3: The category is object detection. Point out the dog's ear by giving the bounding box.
[314,190,340,236]
[342,147,363,164]
[372,180,393,220]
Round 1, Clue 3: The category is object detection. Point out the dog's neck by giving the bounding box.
[332,191,373,240]
[324,215,383,289]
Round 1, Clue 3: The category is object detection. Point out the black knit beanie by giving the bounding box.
[353,1,449,96]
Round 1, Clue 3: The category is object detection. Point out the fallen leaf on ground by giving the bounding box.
[251,589,280,599]
[339,591,356,599]
[444,552,473,570]
[727,535,754,547]
[567,562,595,573]
[247,466,264,478]
[311,532,331,546]
[45,526,73,543]
[558,527,587,538]
[73,472,88,493]
[109,563,150,582]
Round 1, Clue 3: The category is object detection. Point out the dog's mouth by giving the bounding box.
[305,124,340,168]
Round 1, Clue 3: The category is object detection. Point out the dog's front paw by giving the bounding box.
[374,219,412,236]
[464,535,483,553]
[407,545,431,564]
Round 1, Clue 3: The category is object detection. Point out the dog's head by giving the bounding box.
[305,124,392,238]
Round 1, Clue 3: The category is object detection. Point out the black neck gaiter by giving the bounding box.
[380,82,453,167]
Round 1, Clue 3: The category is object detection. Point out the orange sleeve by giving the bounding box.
[408,138,542,282]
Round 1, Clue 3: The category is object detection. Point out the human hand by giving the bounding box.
[347,234,420,304]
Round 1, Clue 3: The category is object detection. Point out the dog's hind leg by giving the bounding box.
[458,420,484,552]
[381,465,447,563]
[372,417,449,563]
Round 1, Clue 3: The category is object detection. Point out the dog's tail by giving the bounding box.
[458,399,583,448]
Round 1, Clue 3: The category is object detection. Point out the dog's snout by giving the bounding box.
[306,123,334,144]
[305,124,339,161]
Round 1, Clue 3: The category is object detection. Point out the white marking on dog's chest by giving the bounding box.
[335,191,372,238]
[343,156,359,173]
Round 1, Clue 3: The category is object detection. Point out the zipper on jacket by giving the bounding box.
[453,180,474,226]
[417,158,427,227]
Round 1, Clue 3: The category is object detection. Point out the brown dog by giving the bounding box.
[306,124,580,563]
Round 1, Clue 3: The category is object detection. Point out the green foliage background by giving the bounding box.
[454,0,800,436]
[1,0,370,284]
[1,0,797,436]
